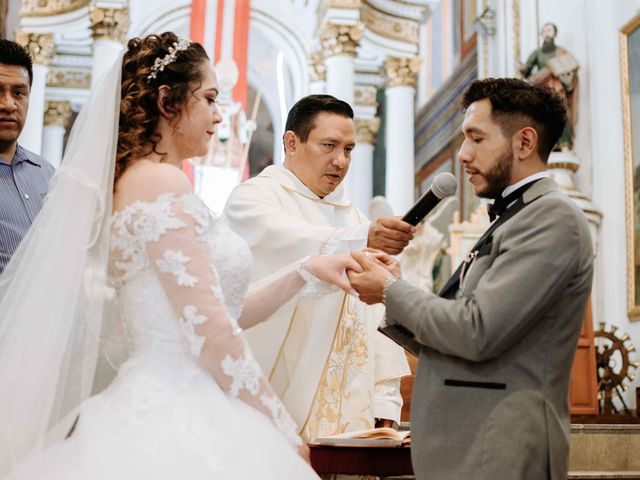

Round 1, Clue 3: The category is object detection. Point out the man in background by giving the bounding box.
[0,39,55,274]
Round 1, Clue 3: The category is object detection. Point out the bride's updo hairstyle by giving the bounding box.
[115,32,209,185]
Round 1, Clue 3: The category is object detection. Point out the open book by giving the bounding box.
[311,427,411,447]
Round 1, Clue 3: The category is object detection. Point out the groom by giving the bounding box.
[348,78,593,480]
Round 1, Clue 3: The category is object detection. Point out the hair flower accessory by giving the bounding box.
[146,37,191,82]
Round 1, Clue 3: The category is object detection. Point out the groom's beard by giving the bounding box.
[477,147,514,200]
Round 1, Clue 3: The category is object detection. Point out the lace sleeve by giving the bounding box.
[138,194,302,448]
[236,258,339,330]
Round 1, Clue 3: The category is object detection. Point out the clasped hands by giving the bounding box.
[305,217,412,304]
[305,249,400,305]
[347,216,413,303]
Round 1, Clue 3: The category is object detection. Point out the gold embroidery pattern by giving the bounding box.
[303,297,370,440]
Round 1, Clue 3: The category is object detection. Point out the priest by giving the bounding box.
[224,94,412,445]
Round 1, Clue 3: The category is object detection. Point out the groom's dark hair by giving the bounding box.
[284,94,354,147]
[461,78,567,161]
[0,39,34,86]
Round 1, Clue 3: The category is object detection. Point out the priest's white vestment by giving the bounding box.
[224,165,410,441]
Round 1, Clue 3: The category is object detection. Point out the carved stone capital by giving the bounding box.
[309,51,326,82]
[14,31,55,66]
[383,56,420,88]
[20,0,89,17]
[319,21,364,58]
[44,100,73,128]
[355,85,378,107]
[90,6,129,42]
[355,117,380,144]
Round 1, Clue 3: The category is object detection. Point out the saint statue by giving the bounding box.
[519,22,579,150]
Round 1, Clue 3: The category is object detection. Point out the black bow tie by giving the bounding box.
[487,179,541,221]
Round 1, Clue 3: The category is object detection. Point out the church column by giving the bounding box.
[348,85,380,213]
[319,21,364,106]
[383,56,420,215]
[352,117,380,213]
[90,6,129,86]
[308,51,326,94]
[42,100,72,168]
[15,31,54,155]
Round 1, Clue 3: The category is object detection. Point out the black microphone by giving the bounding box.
[401,172,457,225]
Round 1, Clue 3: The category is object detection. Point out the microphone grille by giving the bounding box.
[431,172,458,199]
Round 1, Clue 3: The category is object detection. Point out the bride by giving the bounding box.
[0,32,362,479]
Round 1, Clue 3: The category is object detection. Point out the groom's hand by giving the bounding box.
[361,248,401,277]
[348,251,396,305]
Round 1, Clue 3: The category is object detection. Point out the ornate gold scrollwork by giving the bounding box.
[309,51,327,82]
[319,21,364,58]
[90,6,129,43]
[44,100,73,128]
[355,117,381,145]
[20,0,89,18]
[15,31,55,66]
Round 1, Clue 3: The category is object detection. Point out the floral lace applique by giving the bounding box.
[156,249,198,287]
[111,194,186,280]
[110,192,303,452]
[221,350,262,397]
[260,394,302,446]
[179,305,208,356]
[182,194,213,235]
[210,283,242,336]
[296,259,339,299]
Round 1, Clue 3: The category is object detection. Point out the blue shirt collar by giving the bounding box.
[12,144,42,167]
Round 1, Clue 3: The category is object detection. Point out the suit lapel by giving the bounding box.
[438,178,557,299]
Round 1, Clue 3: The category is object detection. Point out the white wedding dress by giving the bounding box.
[5,192,320,479]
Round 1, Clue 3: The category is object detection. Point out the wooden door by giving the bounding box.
[400,353,418,422]
[570,299,599,415]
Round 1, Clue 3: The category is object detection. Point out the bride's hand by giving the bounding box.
[360,248,402,277]
[297,443,311,465]
[304,253,363,292]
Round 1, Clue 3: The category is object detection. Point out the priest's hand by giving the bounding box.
[348,251,398,305]
[375,418,397,429]
[367,217,416,255]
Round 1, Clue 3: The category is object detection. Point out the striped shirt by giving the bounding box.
[0,144,55,274]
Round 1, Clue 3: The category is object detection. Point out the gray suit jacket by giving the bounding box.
[383,178,593,480]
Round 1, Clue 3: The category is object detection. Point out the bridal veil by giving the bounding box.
[0,51,123,474]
